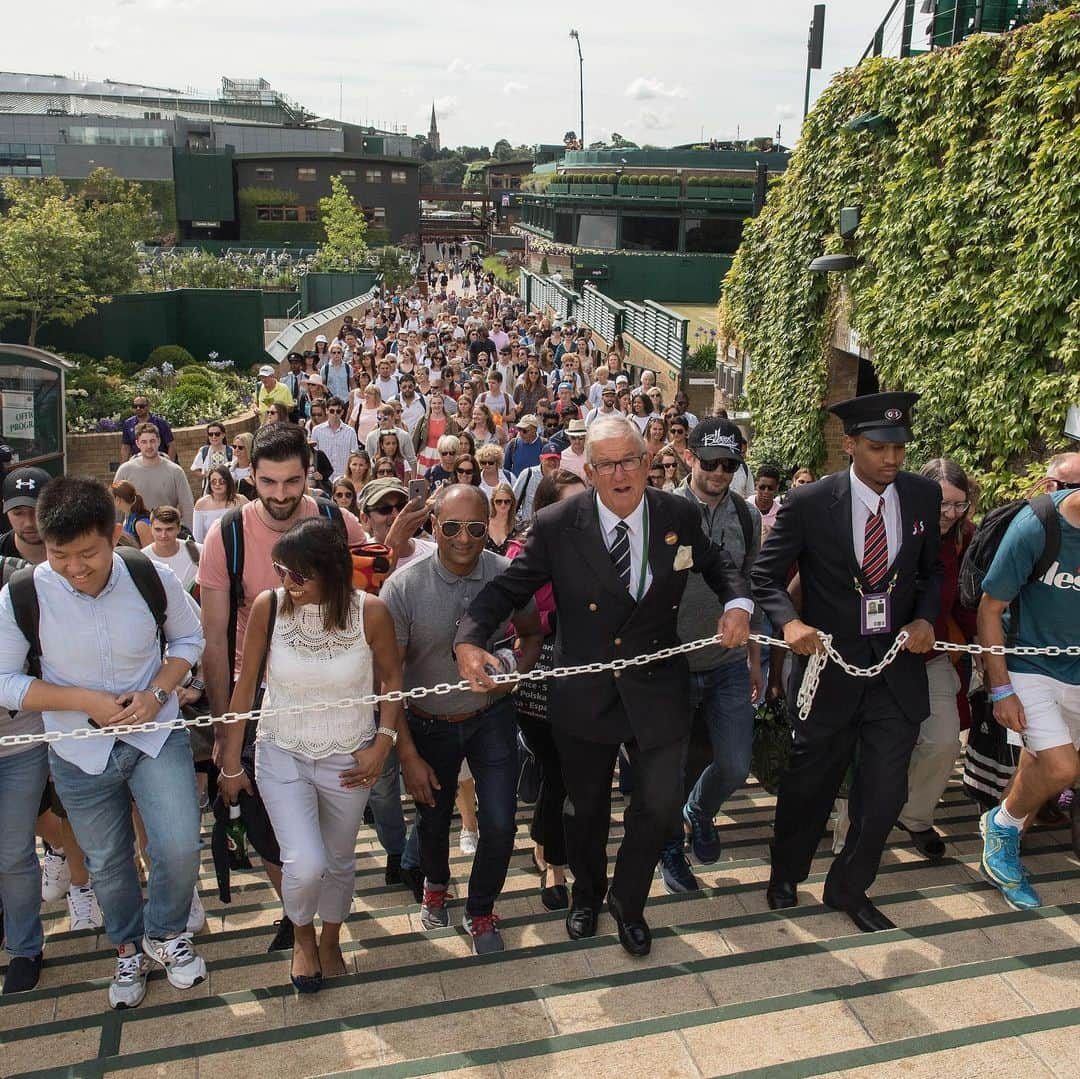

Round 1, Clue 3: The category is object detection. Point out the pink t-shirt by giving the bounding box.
[198,497,365,673]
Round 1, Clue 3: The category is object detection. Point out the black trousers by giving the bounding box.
[553,727,685,921]
[771,676,920,911]
[517,716,567,868]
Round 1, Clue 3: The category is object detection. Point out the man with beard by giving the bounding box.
[0,467,50,564]
[197,424,365,952]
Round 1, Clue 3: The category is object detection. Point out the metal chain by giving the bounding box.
[1,632,1077,749]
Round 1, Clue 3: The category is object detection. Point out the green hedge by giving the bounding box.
[720,6,1080,502]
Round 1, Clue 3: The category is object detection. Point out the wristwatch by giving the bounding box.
[149,686,169,706]
[376,725,398,746]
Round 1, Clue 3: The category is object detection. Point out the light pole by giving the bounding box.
[569,29,584,149]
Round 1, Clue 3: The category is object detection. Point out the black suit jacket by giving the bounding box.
[751,469,943,724]
[455,486,751,749]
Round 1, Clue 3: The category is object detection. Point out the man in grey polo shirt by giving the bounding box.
[382,484,543,955]
[663,417,764,893]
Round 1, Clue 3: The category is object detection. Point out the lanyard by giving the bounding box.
[635,505,650,602]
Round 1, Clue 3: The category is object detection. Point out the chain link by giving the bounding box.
[1,632,1077,749]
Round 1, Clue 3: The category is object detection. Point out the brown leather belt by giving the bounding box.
[407,703,484,724]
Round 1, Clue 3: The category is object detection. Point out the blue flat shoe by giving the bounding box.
[290,970,323,994]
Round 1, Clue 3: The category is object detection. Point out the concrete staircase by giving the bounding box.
[2,780,1078,1078]
[264,319,291,350]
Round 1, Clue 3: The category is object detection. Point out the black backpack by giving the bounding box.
[7,547,167,679]
[220,499,344,676]
[958,493,1060,639]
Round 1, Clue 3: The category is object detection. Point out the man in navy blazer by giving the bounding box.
[455,416,752,956]
[752,393,943,932]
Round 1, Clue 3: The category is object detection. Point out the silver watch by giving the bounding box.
[376,725,398,746]
[149,686,169,706]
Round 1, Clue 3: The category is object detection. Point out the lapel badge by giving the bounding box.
[664,531,679,546]
[912,520,924,535]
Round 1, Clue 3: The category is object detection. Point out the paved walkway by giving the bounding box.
[2,778,1077,1077]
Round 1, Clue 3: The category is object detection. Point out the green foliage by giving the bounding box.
[64,354,137,433]
[539,256,550,275]
[371,246,416,291]
[686,342,717,372]
[237,186,301,207]
[146,344,196,369]
[621,174,638,186]
[77,169,156,297]
[721,7,1080,503]
[483,255,518,289]
[155,369,245,429]
[312,175,369,271]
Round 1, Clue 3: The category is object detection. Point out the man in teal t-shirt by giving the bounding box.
[977,457,1080,913]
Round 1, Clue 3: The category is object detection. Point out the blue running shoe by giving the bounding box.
[980,808,1042,910]
[658,842,699,894]
[683,804,722,864]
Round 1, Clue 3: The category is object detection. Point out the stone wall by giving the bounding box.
[66,411,259,494]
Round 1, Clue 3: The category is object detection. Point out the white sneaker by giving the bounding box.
[186,886,206,935]
[142,934,207,989]
[460,829,478,856]
[109,947,149,1010]
[67,885,104,931]
[41,849,71,902]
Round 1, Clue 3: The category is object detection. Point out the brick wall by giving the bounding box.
[66,411,259,495]
[823,346,859,473]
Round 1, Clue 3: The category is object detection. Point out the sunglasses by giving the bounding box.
[370,500,406,515]
[327,407,343,414]
[208,430,224,437]
[273,563,312,587]
[232,443,245,450]
[697,457,741,473]
[456,467,475,476]
[492,498,513,506]
[438,520,488,539]
[669,427,686,436]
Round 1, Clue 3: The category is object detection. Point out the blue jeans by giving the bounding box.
[682,661,754,828]
[406,697,518,916]
[49,730,201,947]
[367,746,407,858]
[0,745,49,958]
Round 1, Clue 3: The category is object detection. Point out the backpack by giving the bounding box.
[958,494,1060,622]
[8,548,167,679]
[728,491,755,556]
[220,498,344,677]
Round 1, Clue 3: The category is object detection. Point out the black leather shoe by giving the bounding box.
[766,881,798,910]
[541,884,570,911]
[398,865,425,904]
[2,953,43,995]
[609,898,651,957]
[843,901,896,933]
[900,825,946,861]
[565,905,598,940]
[384,852,403,886]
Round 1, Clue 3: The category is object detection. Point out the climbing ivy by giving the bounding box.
[720,8,1080,503]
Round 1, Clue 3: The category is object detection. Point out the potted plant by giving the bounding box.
[549,175,568,194]
[637,174,658,196]
[657,174,680,198]
[618,174,638,194]
[687,176,707,199]
[595,172,616,195]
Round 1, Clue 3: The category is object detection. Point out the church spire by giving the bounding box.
[428,102,440,152]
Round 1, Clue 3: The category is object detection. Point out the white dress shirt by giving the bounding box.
[850,466,901,571]
[311,420,359,482]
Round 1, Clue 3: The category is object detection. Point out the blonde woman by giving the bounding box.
[349,385,382,445]
[476,443,512,499]
[486,482,519,556]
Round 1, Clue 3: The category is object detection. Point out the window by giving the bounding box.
[685,216,745,254]
[0,143,55,177]
[297,167,317,182]
[255,167,275,181]
[143,111,162,120]
[621,215,679,252]
[68,125,171,147]
[365,169,382,183]
[576,214,617,250]
[256,205,310,223]
[391,169,408,184]
[284,207,299,222]
[339,169,357,182]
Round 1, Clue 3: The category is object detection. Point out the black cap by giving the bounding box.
[687,417,743,461]
[3,467,51,514]
[828,391,920,444]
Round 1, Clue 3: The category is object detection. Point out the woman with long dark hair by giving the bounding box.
[219,518,404,994]
[110,481,152,547]
[192,464,246,543]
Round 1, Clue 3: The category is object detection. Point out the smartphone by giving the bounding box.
[408,478,430,502]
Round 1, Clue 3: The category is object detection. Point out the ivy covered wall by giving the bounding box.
[720,7,1080,501]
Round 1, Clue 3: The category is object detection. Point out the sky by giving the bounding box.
[6,0,933,149]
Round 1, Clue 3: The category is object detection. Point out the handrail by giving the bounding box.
[265,277,383,363]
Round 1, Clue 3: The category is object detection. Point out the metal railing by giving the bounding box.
[579,283,623,344]
[862,0,1030,60]
[264,279,383,363]
[622,299,688,371]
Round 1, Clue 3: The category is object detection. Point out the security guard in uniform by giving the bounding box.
[752,392,944,932]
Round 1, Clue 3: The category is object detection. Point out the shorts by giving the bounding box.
[1012,671,1080,753]
[37,778,68,820]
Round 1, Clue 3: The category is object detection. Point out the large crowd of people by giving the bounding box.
[0,258,1076,1015]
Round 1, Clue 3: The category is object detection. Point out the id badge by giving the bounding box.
[860,591,892,636]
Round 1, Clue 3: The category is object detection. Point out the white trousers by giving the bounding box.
[255,740,370,925]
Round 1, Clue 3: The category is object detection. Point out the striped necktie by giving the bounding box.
[610,520,631,590]
[862,496,888,588]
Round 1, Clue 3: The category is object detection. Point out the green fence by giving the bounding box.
[261,291,303,319]
[572,253,730,304]
[301,272,382,314]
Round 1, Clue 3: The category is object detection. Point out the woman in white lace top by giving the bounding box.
[219,518,405,994]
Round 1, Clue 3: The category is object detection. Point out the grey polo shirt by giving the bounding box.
[674,480,763,673]
[382,549,536,715]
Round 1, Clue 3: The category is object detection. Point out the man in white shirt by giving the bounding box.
[586,385,619,427]
[364,405,418,473]
[559,419,589,482]
[392,373,426,435]
[143,506,201,593]
[375,359,400,401]
[311,397,359,481]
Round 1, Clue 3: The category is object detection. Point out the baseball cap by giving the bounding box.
[688,417,744,461]
[517,414,539,430]
[615,374,630,385]
[539,443,562,460]
[3,466,51,514]
[315,334,328,344]
[358,477,409,513]
[258,364,275,378]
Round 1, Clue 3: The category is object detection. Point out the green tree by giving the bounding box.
[493,139,514,162]
[428,157,467,185]
[78,168,157,297]
[312,175,369,270]
[0,176,100,345]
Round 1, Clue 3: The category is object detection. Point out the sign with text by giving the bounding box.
[2,390,35,440]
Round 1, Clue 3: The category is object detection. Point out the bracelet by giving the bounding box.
[989,684,1015,703]
[219,767,246,779]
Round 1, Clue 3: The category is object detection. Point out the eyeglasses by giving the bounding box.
[592,454,645,476]
[333,490,353,501]
[232,443,245,450]
[455,467,475,476]
[208,430,224,437]
[273,563,311,587]
[438,520,488,539]
[669,427,686,436]
[941,500,971,514]
[696,457,741,473]
[327,407,343,414]
[370,500,406,515]
[492,498,513,506]
[663,462,679,470]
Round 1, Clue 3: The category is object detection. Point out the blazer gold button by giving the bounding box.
[588,603,598,612]
[614,637,622,646]
[614,671,621,678]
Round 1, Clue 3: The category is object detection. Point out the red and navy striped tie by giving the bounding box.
[862,497,888,588]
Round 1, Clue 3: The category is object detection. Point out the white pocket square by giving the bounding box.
[673,545,694,571]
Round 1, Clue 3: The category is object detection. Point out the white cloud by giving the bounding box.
[774,103,797,118]
[625,77,688,101]
[420,95,459,119]
[503,81,528,95]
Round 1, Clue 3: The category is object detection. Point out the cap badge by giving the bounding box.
[14,479,35,490]
[884,408,902,422]
[699,430,738,451]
